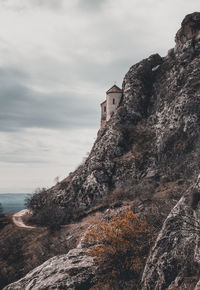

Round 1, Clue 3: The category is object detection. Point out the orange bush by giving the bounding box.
[86,210,154,287]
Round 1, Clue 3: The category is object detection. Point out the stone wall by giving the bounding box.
[106,91,122,121]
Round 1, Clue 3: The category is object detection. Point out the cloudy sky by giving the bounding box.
[0,0,199,193]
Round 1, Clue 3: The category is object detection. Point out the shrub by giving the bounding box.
[102,179,156,206]
[25,188,86,230]
[29,204,66,232]
[86,210,154,288]
[24,187,48,211]
[25,188,67,231]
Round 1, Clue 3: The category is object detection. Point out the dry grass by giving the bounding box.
[153,180,187,200]
[0,215,90,289]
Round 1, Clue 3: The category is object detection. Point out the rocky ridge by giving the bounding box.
[4,12,200,290]
[35,13,200,214]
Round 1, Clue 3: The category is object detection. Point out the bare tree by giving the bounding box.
[54,176,60,184]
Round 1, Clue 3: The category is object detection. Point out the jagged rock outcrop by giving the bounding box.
[5,12,200,290]
[175,12,200,53]
[30,53,164,214]
[32,12,200,216]
[142,176,200,290]
[140,13,200,289]
[4,248,97,290]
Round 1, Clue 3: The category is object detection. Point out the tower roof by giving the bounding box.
[100,100,106,106]
[106,84,122,94]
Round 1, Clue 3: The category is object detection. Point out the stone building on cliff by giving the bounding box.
[100,84,122,127]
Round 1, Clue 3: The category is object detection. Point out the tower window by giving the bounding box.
[104,106,106,112]
[113,98,115,104]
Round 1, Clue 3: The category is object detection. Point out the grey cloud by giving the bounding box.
[0,48,143,135]
[0,0,190,135]
[29,0,64,9]
[0,67,99,132]
[78,0,107,11]
[0,0,64,11]
[74,56,131,86]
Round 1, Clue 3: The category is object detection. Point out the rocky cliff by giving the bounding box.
[142,176,200,290]
[31,13,200,215]
[4,12,200,290]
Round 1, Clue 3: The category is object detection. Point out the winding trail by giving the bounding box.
[12,209,35,229]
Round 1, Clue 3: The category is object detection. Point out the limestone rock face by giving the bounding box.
[175,12,200,53]
[36,12,200,215]
[4,248,97,290]
[142,176,200,290]
[32,53,164,211]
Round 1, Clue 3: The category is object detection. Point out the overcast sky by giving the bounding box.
[0,0,199,193]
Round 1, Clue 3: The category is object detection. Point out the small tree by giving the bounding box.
[86,210,154,288]
[36,204,65,232]
[24,187,48,211]
[54,176,60,184]
[24,194,33,209]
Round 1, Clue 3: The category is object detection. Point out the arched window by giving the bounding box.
[113,98,115,104]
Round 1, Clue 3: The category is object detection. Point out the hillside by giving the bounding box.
[3,12,200,289]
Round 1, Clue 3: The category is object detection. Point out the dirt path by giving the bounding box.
[12,209,35,229]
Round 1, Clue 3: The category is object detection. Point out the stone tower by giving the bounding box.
[100,84,122,128]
